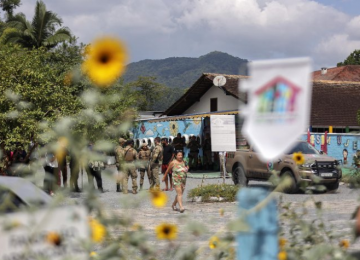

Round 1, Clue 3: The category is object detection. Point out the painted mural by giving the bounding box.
[255,76,301,114]
[132,118,360,173]
[131,118,203,156]
[301,133,360,168]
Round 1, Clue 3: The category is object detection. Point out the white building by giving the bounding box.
[163,73,248,116]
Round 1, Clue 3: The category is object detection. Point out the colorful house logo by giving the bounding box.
[255,76,301,114]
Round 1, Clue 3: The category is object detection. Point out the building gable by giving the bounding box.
[163,73,248,116]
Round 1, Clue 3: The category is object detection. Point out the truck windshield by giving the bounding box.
[287,142,319,155]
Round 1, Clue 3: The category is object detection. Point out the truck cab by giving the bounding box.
[226,141,342,193]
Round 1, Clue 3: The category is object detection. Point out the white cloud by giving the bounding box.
[17,0,360,68]
[145,129,154,136]
[346,16,360,41]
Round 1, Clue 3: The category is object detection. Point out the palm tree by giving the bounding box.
[3,0,71,49]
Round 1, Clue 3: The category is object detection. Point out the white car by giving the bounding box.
[0,177,52,213]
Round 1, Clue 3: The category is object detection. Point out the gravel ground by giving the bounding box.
[46,165,360,255]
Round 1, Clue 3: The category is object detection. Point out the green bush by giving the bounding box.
[188,184,240,202]
[342,168,360,187]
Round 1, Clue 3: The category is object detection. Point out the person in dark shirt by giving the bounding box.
[173,133,185,152]
[161,138,175,191]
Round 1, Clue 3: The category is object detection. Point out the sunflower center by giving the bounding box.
[163,227,170,235]
[296,156,302,160]
[99,53,110,64]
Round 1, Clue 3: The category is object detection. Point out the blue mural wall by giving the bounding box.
[301,133,360,167]
[131,118,204,157]
[132,119,360,169]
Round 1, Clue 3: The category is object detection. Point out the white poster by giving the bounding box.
[210,115,236,152]
[240,57,312,161]
[0,206,89,260]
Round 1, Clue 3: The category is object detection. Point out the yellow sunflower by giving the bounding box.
[292,152,305,165]
[169,121,178,137]
[64,72,73,86]
[339,239,350,249]
[55,136,68,163]
[193,118,201,125]
[279,237,287,248]
[90,252,97,257]
[82,37,128,87]
[209,236,219,249]
[150,190,168,208]
[46,232,62,246]
[278,251,287,260]
[131,223,142,231]
[219,209,224,217]
[155,223,178,240]
[89,218,106,243]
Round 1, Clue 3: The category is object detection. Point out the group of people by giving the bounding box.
[1,133,214,212]
[0,142,38,176]
[114,136,185,194]
[112,135,188,212]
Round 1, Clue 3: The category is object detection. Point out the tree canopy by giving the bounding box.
[0,44,83,147]
[2,0,71,49]
[337,49,360,67]
[0,0,21,17]
[126,76,167,111]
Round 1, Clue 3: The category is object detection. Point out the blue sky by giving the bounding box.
[16,0,360,69]
[316,0,360,15]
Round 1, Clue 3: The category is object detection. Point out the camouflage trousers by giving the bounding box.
[149,163,160,190]
[123,162,137,193]
[139,169,150,186]
[116,165,125,190]
[189,152,199,168]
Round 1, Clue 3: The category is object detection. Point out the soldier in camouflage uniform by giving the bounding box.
[115,138,126,192]
[187,135,200,171]
[149,137,163,191]
[138,143,151,191]
[122,140,138,194]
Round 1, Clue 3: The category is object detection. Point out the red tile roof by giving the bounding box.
[313,65,360,82]
[311,80,360,127]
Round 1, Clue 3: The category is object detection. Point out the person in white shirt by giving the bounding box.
[44,152,58,196]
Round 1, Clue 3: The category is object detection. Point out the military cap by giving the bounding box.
[141,143,148,148]
[119,138,126,143]
[126,139,134,145]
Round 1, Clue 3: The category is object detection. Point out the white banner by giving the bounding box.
[240,57,313,161]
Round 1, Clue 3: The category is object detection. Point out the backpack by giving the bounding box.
[89,161,105,171]
[124,148,134,162]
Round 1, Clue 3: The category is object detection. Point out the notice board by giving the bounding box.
[210,115,236,152]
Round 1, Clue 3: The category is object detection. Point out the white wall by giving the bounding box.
[184,85,240,114]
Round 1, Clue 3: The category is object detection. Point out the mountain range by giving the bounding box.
[123,51,248,89]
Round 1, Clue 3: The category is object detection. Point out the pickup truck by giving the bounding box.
[225,141,342,193]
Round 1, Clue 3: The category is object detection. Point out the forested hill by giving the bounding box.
[122,51,248,89]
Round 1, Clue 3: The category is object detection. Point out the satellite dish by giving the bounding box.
[213,75,226,87]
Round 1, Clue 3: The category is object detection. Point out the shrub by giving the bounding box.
[188,184,240,202]
[341,167,360,187]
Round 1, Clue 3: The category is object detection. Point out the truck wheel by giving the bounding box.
[233,166,248,187]
[325,181,339,192]
[281,171,298,194]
